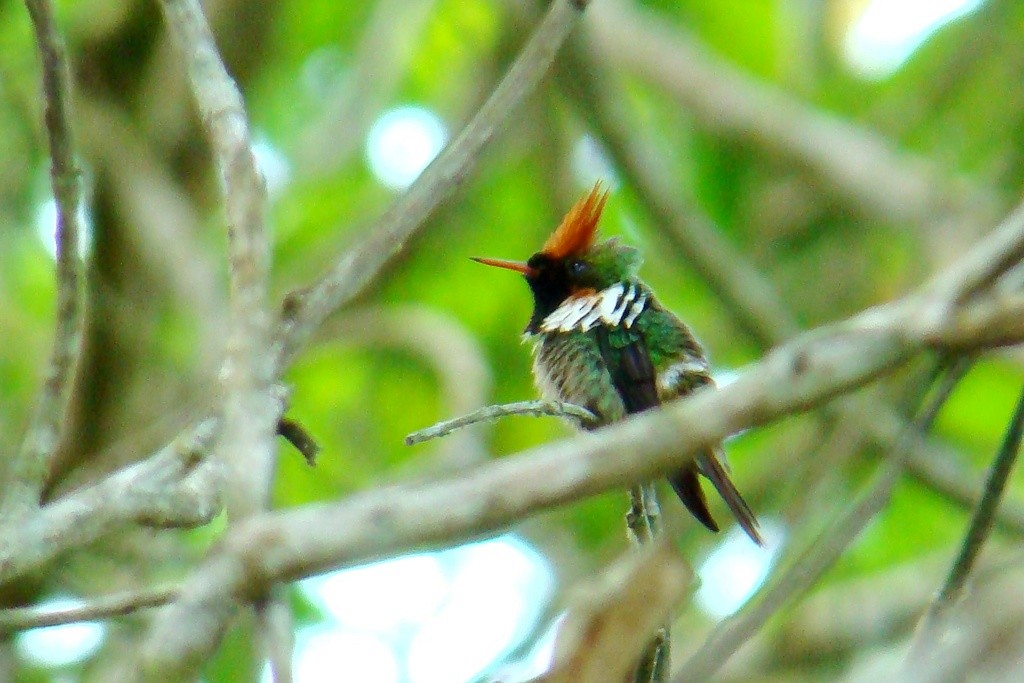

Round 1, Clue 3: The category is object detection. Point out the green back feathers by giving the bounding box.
[633,302,701,369]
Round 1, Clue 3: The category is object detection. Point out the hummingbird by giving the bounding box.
[472,183,762,545]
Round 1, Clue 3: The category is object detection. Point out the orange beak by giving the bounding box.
[470,256,537,277]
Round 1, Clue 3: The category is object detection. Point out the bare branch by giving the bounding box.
[908,382,1024,660]
[276,417,320,466]
[155,2,280,679]
[583,0,990,229]
[538,540,692,683]
[405,400,598,445]
[5,0,87,517]
[256,591,294,683]
[672,358,970,682]
[625,482,667,683]
[0,420,220,584]
[0,585,176,633]
[273,0,593,372]
[155,0,277,518]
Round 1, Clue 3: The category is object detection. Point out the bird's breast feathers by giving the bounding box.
[539,282,647,334]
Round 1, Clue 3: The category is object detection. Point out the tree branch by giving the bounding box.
[583,0,990,230]
[539,540,691,683]
[273,0,592,372]
[4,0,86,517]
[908,382,1024,660]
[625,482,667,683]
[256,590,294,683]
[672,357,970,682]
[136,240,1024,675]
[156,0,281,676]
[0,584,176,633]
[0,420,220,584]
[156,0,277,517]
[406,400,598,445]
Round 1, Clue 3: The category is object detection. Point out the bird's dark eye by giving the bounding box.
[569,260,587,276]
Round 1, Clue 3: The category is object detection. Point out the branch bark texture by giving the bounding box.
[0,420,219,584]
[156,0,277,519]
[4,0,86,518]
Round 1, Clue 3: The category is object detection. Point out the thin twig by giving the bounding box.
[626,482,667,683]
[673,358,970,682]
[4,0,86,517]
[256,590,294,683]
[405,400,598,445]
[0,585,177,633]
[625,483,661,546]
[277,416,320,466]
[908,382,1024,659]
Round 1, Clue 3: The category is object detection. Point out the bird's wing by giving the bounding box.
[595,325,719,532]
[659,339,763,546]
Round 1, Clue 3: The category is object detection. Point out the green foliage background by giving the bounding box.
[1,0,1023,679]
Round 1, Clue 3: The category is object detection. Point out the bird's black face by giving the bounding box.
[472,250,598,333]
[524,252,574,333]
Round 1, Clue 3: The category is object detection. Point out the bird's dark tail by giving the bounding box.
[697,448,764,546]
[668,462,720,534]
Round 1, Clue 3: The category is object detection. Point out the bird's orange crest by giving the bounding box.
[541,182,609,260]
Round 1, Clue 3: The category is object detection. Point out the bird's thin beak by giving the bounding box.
[470,256,536,277]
